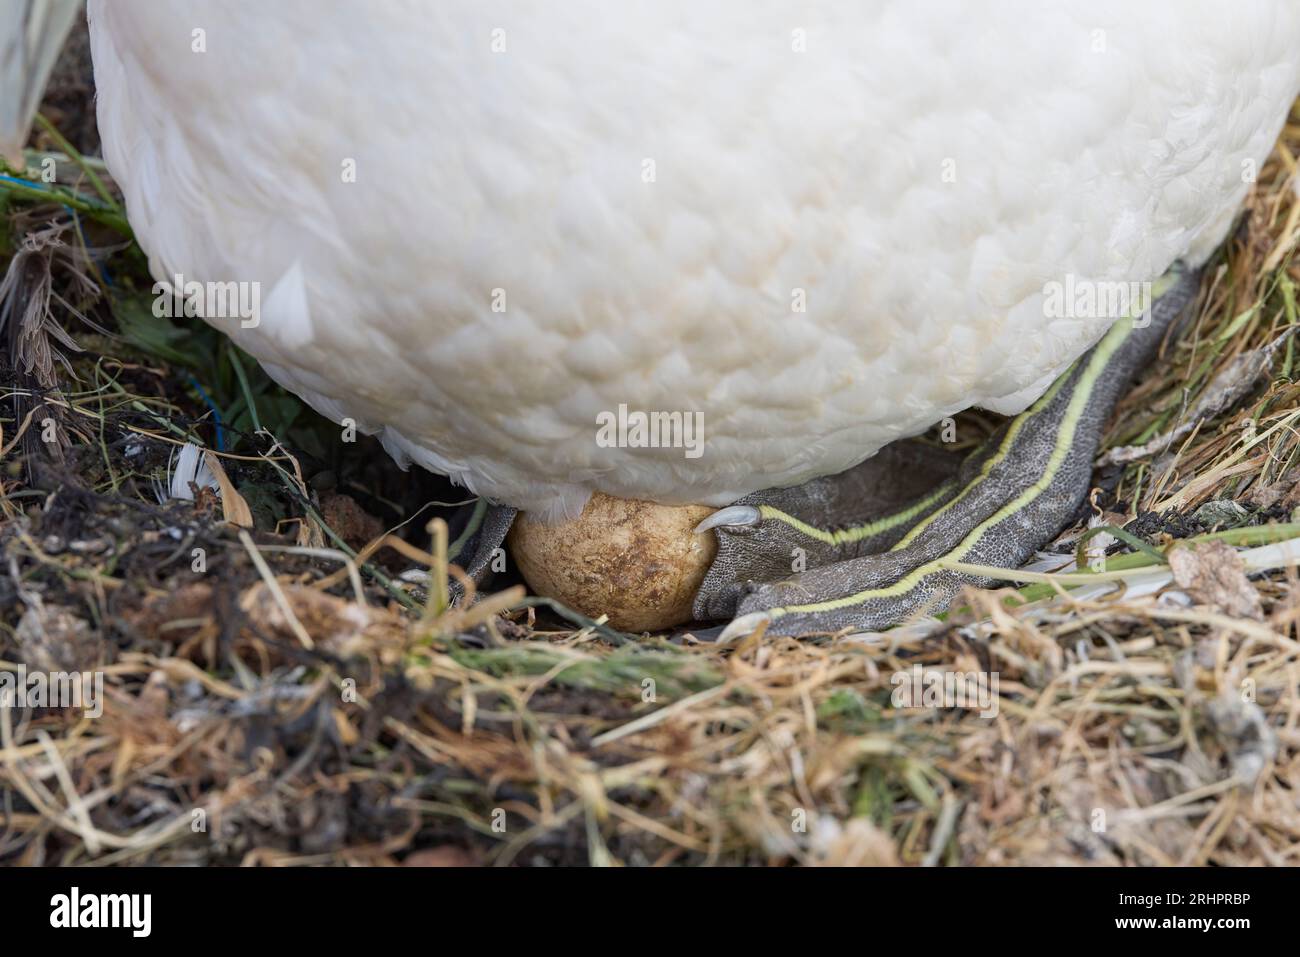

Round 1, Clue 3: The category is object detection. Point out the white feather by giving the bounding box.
[0,0,81,164]
[156,441,219,504]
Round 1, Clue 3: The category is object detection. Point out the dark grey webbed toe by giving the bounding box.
[693,441,963,619]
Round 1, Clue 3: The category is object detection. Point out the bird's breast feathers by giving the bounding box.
[89,0,1300,516]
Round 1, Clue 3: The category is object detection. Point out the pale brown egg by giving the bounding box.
[507,492,717,633]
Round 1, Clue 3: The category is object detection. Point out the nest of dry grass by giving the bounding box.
[2,65,1300,865]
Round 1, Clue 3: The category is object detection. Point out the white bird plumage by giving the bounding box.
[0,0,80,165]
[84,0,1300,519]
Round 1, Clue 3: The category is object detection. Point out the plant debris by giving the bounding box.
[1167,540,1265,620]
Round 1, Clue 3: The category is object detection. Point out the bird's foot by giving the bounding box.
[692,440,963,620]
[446,501,516,603]
[697,266,1200,639]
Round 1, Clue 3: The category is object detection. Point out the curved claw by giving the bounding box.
[694,505,762,535]
[717,609,774,643]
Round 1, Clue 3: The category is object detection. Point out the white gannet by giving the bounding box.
[4,1,1299,634]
